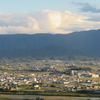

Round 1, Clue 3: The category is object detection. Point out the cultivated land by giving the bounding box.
[0,95,99,100]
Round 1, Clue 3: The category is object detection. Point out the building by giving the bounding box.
[92,74,99,78]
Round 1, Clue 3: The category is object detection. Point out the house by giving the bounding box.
[63,81,70,84]
[91,74,99,78]
[94,85,100,90]
[34,85,41,89]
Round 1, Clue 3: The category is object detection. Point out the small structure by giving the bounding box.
[91,74,99,78]
[34,85,41,89]
[35,97,45,100]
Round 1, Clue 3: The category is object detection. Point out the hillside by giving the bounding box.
[0,45,88,60]
[0,29,100,58]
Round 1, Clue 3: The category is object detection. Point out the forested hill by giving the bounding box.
[0,29,100,58]
[0,45,87,60]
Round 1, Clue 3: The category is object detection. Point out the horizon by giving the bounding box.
[0,28,99,35]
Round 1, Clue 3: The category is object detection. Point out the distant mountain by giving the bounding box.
[0,29,100,58]
[0,45,88,60]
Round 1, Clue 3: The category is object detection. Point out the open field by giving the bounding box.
[0,91,100,100]
[0,94,99,100]
[0,70,50,76]
[79,77,100,81]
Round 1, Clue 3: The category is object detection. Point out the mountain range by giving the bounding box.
[0,29,100,60]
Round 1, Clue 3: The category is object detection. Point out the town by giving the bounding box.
[0,59,100,94]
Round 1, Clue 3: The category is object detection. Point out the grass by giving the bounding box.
[0,69,50,75]
[0,94,97,100]
[1,90,100,97]
[75,64,100,69]
[79,77,100,81]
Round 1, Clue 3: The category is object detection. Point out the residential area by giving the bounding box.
[0,59,100,94]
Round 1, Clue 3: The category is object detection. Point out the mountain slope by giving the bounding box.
[0,29,100,57]
[0,45,87,60]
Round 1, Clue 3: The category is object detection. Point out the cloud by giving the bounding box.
[73,2,100,13]
[87,15,100,22]
[0,10,100,34]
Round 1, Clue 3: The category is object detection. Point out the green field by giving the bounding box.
[0,94,98,100]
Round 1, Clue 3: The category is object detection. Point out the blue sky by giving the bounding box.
[0,0,100,34]
[0,0,100,13]
[0,0,75,13]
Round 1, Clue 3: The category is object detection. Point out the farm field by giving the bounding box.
[0,95,98,100]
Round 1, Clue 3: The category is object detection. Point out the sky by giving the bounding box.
[0,0,100,34]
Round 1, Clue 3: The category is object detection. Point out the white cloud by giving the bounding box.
[27,16,39,30]
[0,10,100,34]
